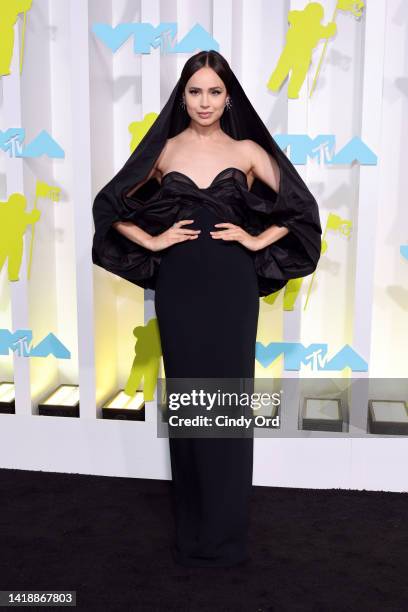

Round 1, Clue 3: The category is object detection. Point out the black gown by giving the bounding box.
[91,68,322,571]
[154,167,259,567]
[92,160,322,567]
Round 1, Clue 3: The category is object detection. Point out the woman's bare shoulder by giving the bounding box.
[228,138,265,168]
[153,134,186,175]
[153,138,173,178]
[238,138,275,165]
[237,138,264,154]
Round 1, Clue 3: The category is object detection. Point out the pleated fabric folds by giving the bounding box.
[92,70,322,296]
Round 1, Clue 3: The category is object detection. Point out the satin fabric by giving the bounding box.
[92,166,321,297]
[91,71,322,296]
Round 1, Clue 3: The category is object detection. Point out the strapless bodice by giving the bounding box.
[160,166,249,191]
[92,167,322,297]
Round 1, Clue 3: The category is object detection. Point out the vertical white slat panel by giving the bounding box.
[49,0,79,394]
[69,0,96,418]
[349,0,387,435]
[370,0,408,380]
[352,0,386,363]
[304,0,357,375]
[173,0,212,98]
[299,0,358,439]
[27,0,66,404]
[3,20,32,416]
[92,0,130,409]
[176,1,186,122]
[213,0,233,64]
[89,1,118,408]
[286,0,311,329]
[277,0,313,434]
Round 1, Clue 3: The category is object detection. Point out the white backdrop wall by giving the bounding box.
[0,0,407,492]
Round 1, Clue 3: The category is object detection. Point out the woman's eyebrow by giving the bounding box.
[188,86,223,90]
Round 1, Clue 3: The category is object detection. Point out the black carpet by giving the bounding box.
[0,467,407,611]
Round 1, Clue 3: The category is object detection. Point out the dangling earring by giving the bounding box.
[180,96,186,111]
[225,96,232,111]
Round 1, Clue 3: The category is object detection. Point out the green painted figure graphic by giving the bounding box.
[124,318,162,402]
[267,2,337,99]
[0,0,32,76]
[0,193,40,281]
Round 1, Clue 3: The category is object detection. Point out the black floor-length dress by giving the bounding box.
[90,64,324,570]
[92,155,321,568]
[154,168,259,567]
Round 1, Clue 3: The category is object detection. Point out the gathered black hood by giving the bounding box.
[92,69,322,296]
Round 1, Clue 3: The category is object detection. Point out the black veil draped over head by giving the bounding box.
[92,68,322,296]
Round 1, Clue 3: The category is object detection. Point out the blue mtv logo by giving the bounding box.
[92,22,218,54]
[0,129,64,159]
[274,135,377,166]
[256,342,368,372]
[0,329,70,359]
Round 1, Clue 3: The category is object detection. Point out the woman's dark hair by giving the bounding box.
[178,50,234,97]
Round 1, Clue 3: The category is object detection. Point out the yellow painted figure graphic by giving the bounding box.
[124,318,162,402]
[263,212,352,310]
[309,0,365,97]
[129,113,158,153]
[304,212,351,309]
[0,193,40,281]
[27,180,61,280]
[263,277,304,311]
[0,0,32,76]
[267,2,336,99]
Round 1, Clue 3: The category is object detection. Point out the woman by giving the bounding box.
[92,50,322,568]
